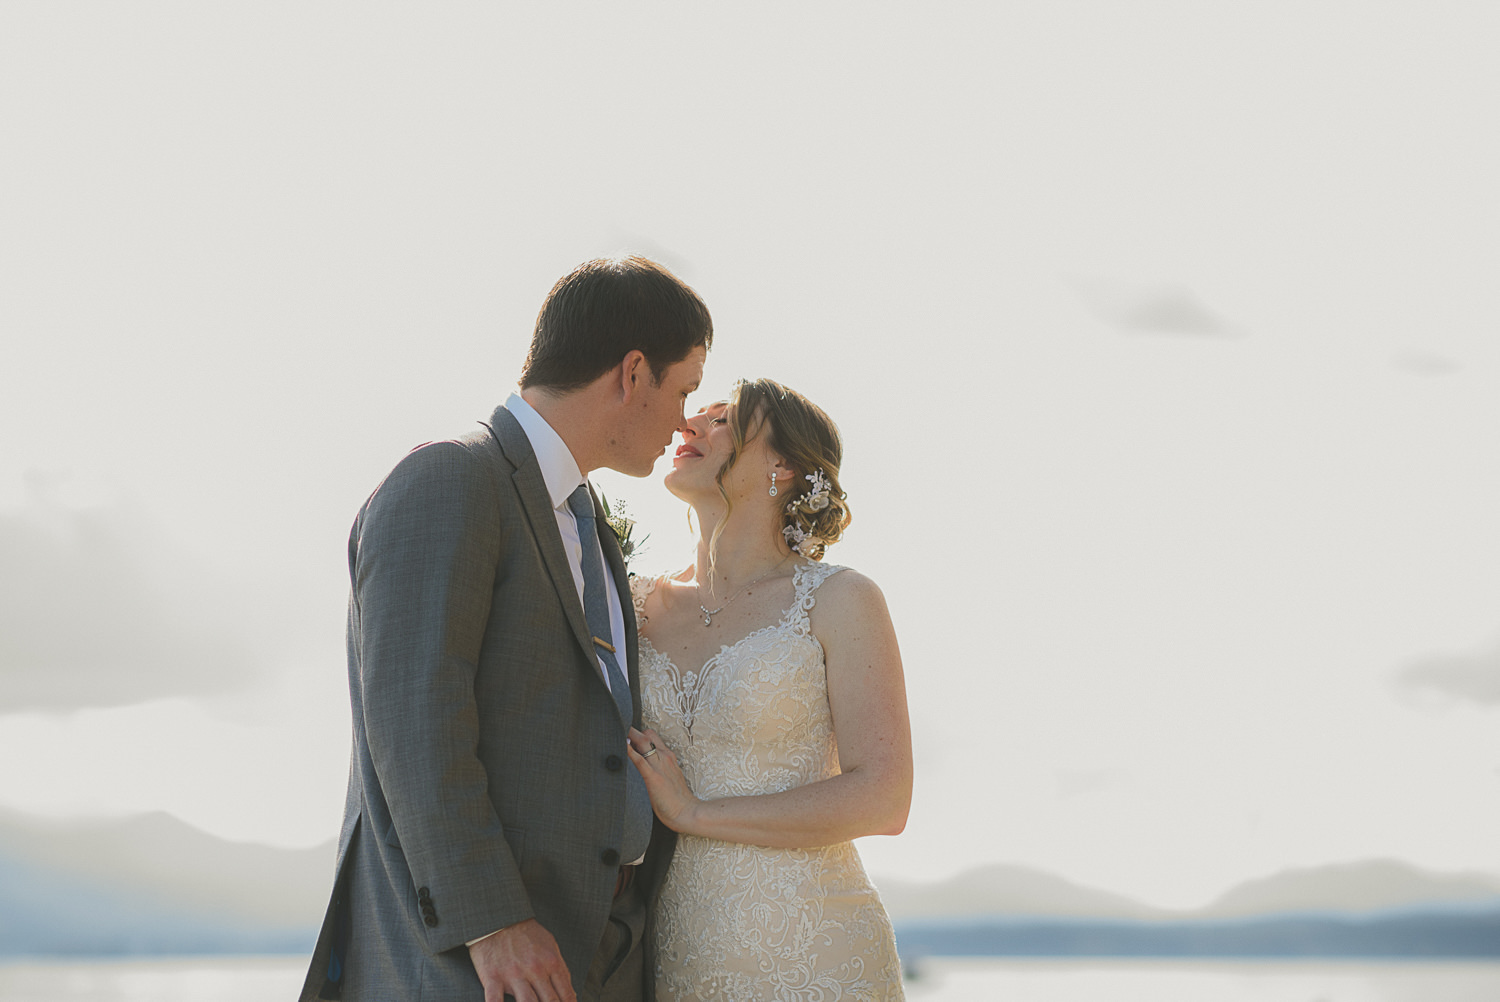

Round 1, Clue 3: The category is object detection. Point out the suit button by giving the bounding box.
[424,914,439,927]
[605,754,623,771]
[600,848,620,866]
[417,887,431,900]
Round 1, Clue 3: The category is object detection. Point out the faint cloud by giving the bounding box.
[1069,277,1244,337]
[0,477,263,712]
[1393,350,1463,376]
[1395,636,1500,705]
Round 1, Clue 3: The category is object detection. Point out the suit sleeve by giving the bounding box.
[353,440,531,951]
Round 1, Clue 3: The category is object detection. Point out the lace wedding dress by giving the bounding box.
[633,562,904,1002]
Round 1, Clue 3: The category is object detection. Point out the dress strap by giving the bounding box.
[782,561,846,635]
[628,572,668,627]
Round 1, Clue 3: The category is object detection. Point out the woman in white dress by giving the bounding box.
[625,378,912,1001]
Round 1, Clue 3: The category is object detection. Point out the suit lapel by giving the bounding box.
[594,490,642,726]
[485,407,602,682]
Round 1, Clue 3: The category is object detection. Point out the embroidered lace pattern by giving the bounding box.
[632,562,905,1001]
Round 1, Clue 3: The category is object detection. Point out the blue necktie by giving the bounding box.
[566,485,653,863]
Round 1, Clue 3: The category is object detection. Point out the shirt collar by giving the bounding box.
[505,391,586,510]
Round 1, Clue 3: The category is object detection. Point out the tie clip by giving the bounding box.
[592,636,616,653]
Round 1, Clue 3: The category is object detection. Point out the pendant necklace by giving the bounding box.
[697,556,791,627]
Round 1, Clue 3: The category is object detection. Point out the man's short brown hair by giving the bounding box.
[519,256,713,391]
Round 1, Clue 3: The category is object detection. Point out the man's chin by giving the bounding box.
[614,456,660,479]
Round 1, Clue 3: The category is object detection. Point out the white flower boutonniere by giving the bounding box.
[602,495,647,566]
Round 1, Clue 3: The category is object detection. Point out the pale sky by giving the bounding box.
[2,3,1497,910]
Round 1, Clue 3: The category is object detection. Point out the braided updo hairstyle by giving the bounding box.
[715,377,851,561]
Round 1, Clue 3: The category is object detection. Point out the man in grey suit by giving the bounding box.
[300,256,712,1002]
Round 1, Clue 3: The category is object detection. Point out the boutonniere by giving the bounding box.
[602,494,647,565]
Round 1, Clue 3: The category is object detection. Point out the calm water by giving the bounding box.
[2,956,1499,1001]
[905,958,1500,1002]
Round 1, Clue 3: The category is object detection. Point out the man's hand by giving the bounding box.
[467,918,575,1002]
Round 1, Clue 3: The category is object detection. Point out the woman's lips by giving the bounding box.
[675,446,701,459]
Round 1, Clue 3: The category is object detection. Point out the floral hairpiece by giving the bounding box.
[785,469,833,514]
[782,522,820,557]
[781,468,833,557]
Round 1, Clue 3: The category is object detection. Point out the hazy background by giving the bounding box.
[1,2,1497,913]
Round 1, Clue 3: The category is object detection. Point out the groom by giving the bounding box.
[299,256,712,1002]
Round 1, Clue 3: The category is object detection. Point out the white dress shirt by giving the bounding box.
[505,392,629,692]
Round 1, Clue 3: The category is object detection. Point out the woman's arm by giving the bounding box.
[627,570,913,848]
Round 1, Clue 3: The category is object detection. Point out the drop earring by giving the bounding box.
[768,474,779,498]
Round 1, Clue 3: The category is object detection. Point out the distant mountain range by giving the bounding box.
[0,807,328,956]
[4,807,1499,958]
[880,860,1500,960]
[875,858,1500,920]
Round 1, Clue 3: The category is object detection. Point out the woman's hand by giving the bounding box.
[627,727,700,833]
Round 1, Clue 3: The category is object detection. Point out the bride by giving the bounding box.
[625,377,912,1001]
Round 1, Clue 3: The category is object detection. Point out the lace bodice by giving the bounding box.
[633,561,844,801]
[633,562,904,1001]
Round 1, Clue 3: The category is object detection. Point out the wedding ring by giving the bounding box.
[643,746,659,758]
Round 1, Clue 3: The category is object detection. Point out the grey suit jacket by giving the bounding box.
[299,405,676,1002]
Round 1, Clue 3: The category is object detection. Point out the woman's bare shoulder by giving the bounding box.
[811,565,891,624]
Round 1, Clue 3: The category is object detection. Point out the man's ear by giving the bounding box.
[618,350,648,404]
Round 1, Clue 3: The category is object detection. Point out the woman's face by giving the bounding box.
[664,400,730,501]
[665,399,780,504]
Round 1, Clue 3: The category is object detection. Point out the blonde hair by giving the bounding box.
[712,378,851,562]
